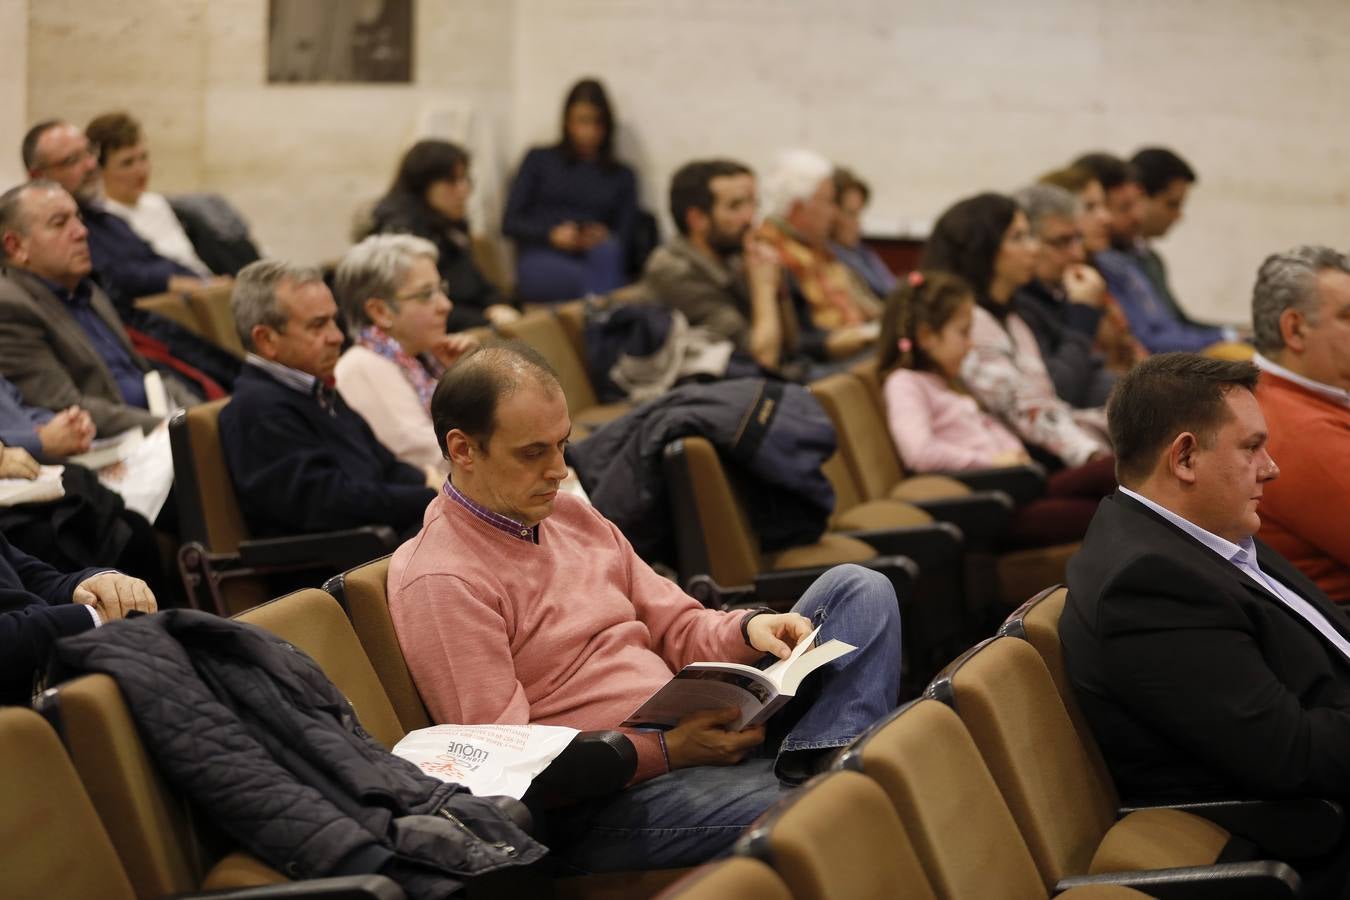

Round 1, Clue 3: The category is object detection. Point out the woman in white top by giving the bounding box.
[333,234,478,477]
[85,112,215,279]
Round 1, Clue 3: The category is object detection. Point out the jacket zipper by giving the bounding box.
[437,807,518,857]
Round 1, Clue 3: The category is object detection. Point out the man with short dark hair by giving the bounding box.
[1072,151,1230,353]
[22,120,218,304]
[642,159,790,370]
[1250,246,1350,603]
[390,341,903,872]
[1062,352,1350,809]
[1129,146,1210,329]
[218,259,435,538]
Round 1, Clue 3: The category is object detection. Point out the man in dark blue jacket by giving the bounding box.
[219,260,435,539]
[0,449,155,705]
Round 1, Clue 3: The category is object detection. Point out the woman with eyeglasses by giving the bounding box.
[367,139,520,332]
[921,192,1112,470]
[333,234,479,478]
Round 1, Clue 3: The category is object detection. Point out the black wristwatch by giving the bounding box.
[740,607,775,647]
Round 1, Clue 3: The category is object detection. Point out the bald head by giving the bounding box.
[431,341,561,455]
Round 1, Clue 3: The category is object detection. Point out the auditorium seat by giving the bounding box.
[170,399,400,615]
[30,674,404,898]
[738,770,938,900]
[837,698,1288,899]
[924,637,1293,887]
[183,282,246,356]
[655,858,790,900]
[498,308,631,433]
[235,587,408,749]
[134,290,208,337]
[325,555,432,736]
[811,370,1079,606]
[1000,586,1346,864]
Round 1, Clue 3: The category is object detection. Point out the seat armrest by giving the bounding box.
[754,555,918,610]
[237,527,399,569]
[838,522,962,567]
[179,874,406,899]
[941,464,1046,506]
[685,556,918,611]
[1119,797,1343,860]
[910,492,1013,543]
[1054,860,1300,899]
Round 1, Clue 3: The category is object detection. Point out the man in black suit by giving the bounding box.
[1062,351,1350,807]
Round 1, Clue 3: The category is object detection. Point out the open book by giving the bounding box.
[622,626,855,732]
[0,465,65,507]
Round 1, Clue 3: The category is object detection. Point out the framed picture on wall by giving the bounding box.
[267,0,413,84]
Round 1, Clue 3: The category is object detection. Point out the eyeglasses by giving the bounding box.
[48,143,99,170]
[396,280,450,304]
[1043,233,1084,250]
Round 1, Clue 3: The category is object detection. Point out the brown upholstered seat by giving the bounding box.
[654,858,790,900]
[812,371,1080,604]
[929,637,1233,887]
[999,585,1114,790]
[134,290,208,336]
[235,587,408,749]
[663,435,906,599]
[739,770,938,900]
[32,673,407,898]
[325,555,433,736]
[184,282,246,356]
[841,698,1162,900]
[171,400,399,615]
[0,706,138,900]
[499,308,632,430]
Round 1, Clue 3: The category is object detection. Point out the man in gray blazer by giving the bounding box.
[0,180,164,436]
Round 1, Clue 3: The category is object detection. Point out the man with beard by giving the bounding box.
[642,159,792,370]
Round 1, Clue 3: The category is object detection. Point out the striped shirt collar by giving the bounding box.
[443,479,538,543]
[1254,353,1350,408]
[245,353,317,395]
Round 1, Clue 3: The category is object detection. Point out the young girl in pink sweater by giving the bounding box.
[878,270,1114,547]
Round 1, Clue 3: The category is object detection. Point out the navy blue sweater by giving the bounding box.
[0,532,98,705]
[218,367,435,538]
[503,146,638,249]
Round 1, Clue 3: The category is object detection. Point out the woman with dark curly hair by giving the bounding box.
[503,78,638,302]
[368,139,519,331]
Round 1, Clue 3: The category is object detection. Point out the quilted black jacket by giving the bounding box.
[49,610,545,899]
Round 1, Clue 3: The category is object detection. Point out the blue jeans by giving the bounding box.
[515,236,626,303]
[548,564,901,872]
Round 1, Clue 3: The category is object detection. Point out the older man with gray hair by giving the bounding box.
[758,149,879,362]
[1011,182,1117,408]
[333,233,477,476]
[1251,245,1350,602]
[218,259,436,540]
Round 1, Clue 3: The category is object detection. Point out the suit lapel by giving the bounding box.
[4,268,130,395]
[1112,491,1350,645]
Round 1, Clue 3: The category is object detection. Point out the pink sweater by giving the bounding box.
[883,368,1024,471]
[388,490,760,783]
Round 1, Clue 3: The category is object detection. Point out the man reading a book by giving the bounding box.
[388,341,903,872]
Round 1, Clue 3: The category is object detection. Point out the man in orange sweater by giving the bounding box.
[1252,246,1350,602]
[389,342,902,872]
